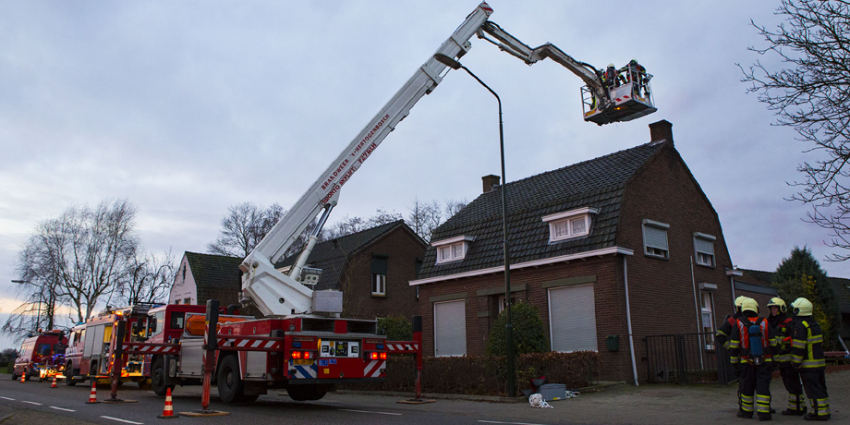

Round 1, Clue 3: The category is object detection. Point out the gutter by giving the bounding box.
[623,256,639,386]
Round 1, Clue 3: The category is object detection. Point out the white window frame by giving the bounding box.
[642,219,670,259]
[371,273,386,296]
[700,290,716,350]
[693,232,716,268]
[432,235,474,264]
[542,207,598,243]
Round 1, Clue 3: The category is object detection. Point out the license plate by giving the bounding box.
[294,359,312,366]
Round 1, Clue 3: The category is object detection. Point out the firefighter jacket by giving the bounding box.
[729,315,777,365]
[715,311,741,350]
[791,316,826,371]
[767,313,794,364]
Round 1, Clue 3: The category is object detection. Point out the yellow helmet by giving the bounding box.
[734,296,748,308]
[741,298,759,315]
[791,298,814,316]
[767,297,787,314]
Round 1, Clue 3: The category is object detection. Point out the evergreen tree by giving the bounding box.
[486,302,549,357]
[773,246,841,350]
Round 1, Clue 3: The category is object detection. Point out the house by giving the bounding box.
[275,220,427,319]
[169,252,243,307]
[410,120,740,384]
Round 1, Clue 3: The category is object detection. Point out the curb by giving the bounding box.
[335,381,627,403]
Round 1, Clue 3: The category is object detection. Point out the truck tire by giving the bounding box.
[88,362,98,379]
[151,357,173,397]
[217,355,254,404]
[287,385,328,401]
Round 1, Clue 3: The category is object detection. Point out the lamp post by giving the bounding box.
[12,279,41,331]
[434,53,515,397]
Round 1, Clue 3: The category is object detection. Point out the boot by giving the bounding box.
[758,413,772,421]
[780,408,805,416]
[737,410,753,419]
[803,413,829,421]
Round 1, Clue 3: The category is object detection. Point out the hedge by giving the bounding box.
[340,351,600,396]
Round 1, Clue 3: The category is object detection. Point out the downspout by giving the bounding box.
[690,256,705,370]
[623,256,639,386]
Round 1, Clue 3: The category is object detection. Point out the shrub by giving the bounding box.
[486,301,549,357]
[377,315,412,341]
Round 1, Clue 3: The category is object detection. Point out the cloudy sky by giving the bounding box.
[0,1,844,345]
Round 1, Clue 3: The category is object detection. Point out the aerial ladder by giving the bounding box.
[238,1,658,318]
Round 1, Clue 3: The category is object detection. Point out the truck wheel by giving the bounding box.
[11,370,17,380]
[151,357,173,397]
[88,362,98,379]
[65,364,76,386]
[217,355,250,403]
[287,385,328,401]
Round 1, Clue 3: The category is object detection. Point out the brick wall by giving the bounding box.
[617,142,737,381]
[341,227,425,320]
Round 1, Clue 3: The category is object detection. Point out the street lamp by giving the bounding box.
[12,279,41,331]
[434,53,515,397]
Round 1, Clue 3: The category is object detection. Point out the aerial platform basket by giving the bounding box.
[581,74,656,125]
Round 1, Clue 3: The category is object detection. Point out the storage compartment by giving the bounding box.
[539,383,566,401]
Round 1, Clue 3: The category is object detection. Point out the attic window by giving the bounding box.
[542,207,598,243]
[432,235,474,264]
[693,232,716,267]
[643,219,670,259]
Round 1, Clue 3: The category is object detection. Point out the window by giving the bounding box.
[174,300,180,305]
[150,311,165,336]
[183,297,191,305]
[643,219,670,259]
[701,291,715,350]
[371,255,388,296]
[542,207,597,243]
[549,285,598,352]
[434,300,466,356]
[432,236,474,264]
[497,294,517,314]
[693,233,716,267]
[37,343,51,356]
[170,312,185,330]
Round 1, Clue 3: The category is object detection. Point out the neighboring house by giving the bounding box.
[276,220,427,319]
[169,252,244,307]
[831,277,850,345]
[410,120,740,384]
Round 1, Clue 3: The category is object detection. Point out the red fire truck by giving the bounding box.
[12,330,67,381]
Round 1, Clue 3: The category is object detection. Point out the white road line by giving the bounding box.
[50,406,76,412]
[0,397,14,400]
[101,416,144,425]
[478,421,551,425]
[21,401,42,406]
[339,408,402,416]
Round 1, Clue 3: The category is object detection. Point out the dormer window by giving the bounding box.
[432,235,475,264]
[542,207,598,243]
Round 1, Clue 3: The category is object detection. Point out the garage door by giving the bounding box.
[549,284,598,352]
[434,300,466,357]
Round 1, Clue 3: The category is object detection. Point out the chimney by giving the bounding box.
[649,120,673,145]
[482,174,500,193]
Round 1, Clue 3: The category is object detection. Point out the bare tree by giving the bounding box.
[121,249,177,305]
[208,202,321,259]
[407,199,444,242]
[1,348,20,363]
[741,0,850,260]
[322,208,403,240]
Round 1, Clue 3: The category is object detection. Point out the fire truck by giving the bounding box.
[63,305,154,386]
[110,1,655,406]
[12,330,67,381]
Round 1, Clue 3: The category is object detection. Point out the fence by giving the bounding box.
[645,332,736,385]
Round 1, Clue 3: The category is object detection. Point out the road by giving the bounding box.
[0,371,846,424]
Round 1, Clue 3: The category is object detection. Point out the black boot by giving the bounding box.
[803,413,829,421]
[780,408,805,416]
[737,411,753,419]
[758,414,772,421]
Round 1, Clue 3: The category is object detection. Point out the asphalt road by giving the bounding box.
[0,371,846,425]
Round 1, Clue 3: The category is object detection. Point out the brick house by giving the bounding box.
[410,120,740,384]
[169,251,243,307]
[276,220,427,319]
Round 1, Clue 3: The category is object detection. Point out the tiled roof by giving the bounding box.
[417,141,665,279]
[275,220,416,290]
[185,252,243,306]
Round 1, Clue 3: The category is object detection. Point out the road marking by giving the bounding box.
[479,421,551,425]
[50,406,76,412]
[21,401,42,405]
[0,397,14,401]
[339,408,402,416]
[101,417,144,425]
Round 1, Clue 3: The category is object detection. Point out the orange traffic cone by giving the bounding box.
[86,380,99,404]
[20,371,25,383]
[51,376,57,388]
[157,388,179,419]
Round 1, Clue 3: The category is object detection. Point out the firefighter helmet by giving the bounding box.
[791,298,814,316]
[741,298,759,315]
[734,296,749,312]
[607,63,615,69]
[767,297,787,314]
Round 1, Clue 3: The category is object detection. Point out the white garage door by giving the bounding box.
[434,300,466,357]
[549,284,598,352]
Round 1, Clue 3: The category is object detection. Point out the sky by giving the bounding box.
[0,1,846,346]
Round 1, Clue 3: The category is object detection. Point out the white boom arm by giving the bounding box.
[240,2,496,317]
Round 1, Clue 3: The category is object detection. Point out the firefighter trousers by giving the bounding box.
[779,365,805,413]
[740,363,773,418]
[800,370,830,419]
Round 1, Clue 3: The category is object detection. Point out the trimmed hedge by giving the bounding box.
[340,351,600,396]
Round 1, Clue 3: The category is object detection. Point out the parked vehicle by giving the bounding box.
[12,330,68,381]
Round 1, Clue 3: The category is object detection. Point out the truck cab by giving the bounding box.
[12,330,68,381]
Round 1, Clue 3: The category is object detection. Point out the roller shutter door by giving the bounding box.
[434,300,466,357]
[549,284,598,352]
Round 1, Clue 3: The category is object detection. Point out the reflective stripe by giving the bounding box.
[741,403,753,412]
[801,359,826,368]
[807,336,823,344]
[815,398,830,416]
[722,340,731,350]
[774,354,791,362]
[792,340,806,349]
[756,394,770,403]
[730,356,740,364]
[741,394,753,402]
[792,354,803,363]
[729,340,740,348]
[716,329,728,337]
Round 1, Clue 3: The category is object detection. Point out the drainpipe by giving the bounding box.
[623,256,639,386]
[690,256,705,370]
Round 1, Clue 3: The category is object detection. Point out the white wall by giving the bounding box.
[169,254,197,305]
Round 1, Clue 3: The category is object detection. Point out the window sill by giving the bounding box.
[695,263,715,269]
[548,234,590,245]
[644,253,669,261]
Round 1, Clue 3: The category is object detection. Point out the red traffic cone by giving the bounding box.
[157,388,179,419]
[20,371,25,383]
[51,376,57,388]
[86,380,99,404]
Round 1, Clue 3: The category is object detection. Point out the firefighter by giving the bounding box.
[790,298,831,421]
[717,296,750,414]
[602,63,617,90]
[766,297,806,416]
[730,298,777,420]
